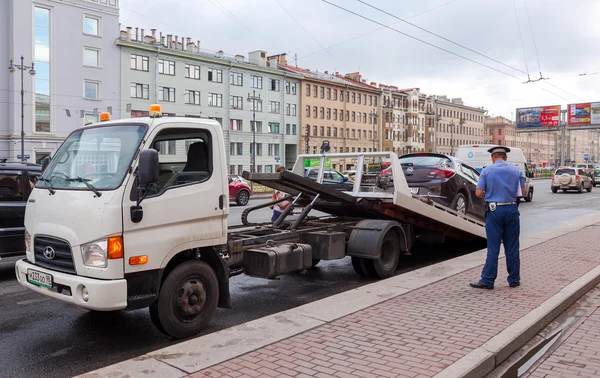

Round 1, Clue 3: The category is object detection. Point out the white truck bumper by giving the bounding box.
[15,259,128,311]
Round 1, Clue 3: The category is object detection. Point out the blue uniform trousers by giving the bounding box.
[481,204,520,287]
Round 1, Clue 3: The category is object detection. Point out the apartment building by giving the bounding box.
[0,0,121,163]
[381,87,434,155]
[118,30,302,173]
[277,64,382,171]
[434,96,486,156]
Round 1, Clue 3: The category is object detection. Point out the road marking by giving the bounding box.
[17,297,51,305]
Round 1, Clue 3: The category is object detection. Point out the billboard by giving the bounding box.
[568,102,600,126]
[516,105,561,129]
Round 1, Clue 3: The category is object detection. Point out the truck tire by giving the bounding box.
[149,260,219,339]
[311,259,321,268]
[351,256,376,278]
[371,230,401,278]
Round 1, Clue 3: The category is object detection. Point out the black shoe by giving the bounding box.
[470,281,494,289]
[509,282,520,288]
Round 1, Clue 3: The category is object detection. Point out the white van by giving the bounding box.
[455,144,535,202]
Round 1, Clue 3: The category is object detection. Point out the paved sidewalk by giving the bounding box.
[80,219,600,378]
[521,297,600,378]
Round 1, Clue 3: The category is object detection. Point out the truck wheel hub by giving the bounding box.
[176,280,206,320]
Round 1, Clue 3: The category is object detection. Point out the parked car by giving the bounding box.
[576,163,594,176]
[305,168,354,191]
[0,162,42,265]
[228,175,252,206]
[380,153,485,221]
[593,169,600,187]
[551,167,593,193]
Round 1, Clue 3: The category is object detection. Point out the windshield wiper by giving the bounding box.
[37,178,55,195]
[66,177,102,197]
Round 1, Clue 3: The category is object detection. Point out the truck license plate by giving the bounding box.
[409,188,419,194]
[27,269,53,289]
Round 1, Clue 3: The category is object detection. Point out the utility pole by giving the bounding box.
[559,109,567,166]
[8,56,36,162]
[369,109,377,163]
[450,122,455,155]
[247,90,261,173]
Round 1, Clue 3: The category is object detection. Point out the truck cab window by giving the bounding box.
[149,130,212,196]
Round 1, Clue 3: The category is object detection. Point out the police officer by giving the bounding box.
[470,146,525,290]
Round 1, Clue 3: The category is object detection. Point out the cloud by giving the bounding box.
[120,0,600,117]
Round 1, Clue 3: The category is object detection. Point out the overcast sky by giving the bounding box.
[120,0,600,118]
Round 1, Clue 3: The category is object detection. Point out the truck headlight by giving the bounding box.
[24,229,31,253]
[81,236,124,268]
[81,239,108,268]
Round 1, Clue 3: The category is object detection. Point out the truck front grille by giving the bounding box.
[34,236,76,274]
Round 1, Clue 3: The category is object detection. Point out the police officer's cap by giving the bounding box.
[487,146,511,154]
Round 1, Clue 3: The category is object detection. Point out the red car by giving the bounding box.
[229,175,252,206]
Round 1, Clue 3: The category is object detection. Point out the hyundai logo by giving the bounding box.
[43,246,56,260]
[407,167,414,173]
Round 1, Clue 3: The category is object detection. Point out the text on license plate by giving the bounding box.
[409,188,419,194]
[27,269,53,288]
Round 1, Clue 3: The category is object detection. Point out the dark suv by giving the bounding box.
[0,162,41,265]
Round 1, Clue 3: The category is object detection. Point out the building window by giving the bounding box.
[306,105,310,117]
[346,91,350,102]
[268,144,280,156]
[185,90,201,105]
[158,59,175,75]
[363,113,367,123]
[230,142,243,156]
[286,103,291,116]
[313,126,317,136]
[313,85,318,97]
[229,72,243,86]
[320,107,324,119]
[208,68,223,83]
[251,75,262,89]
[130,83,149,99]
[208,93,223,107]
[34,6,51,132]
[185,63,200,79]
[320,86,325,98]
[250,143,263,156]
[158,86,175,102]
[251,121,262,132]
[269,101,280,114]
[305,84,310,96]
[346,111,350,121]
[333,109,337,121]
[269,78,280,91]
[291,104,297,116]
[83,47,100,67]
[130,54,148,71]
[320,126,325,136]
[291,83,297,95]
[84,80,100,100]
[83,15,100,36]
[268,123,280,134]
[292,124,297,135]
[285,81,291,94]
[230,119,243,131]
[363,94,367,104]
[230,95,243,110]
[374,96,378,106]
[327,127,331,137]
[313,106,317,118]
[333,89,338,101]
[334,127,338,137]
[327,108,331,119]
[286,124,291,135]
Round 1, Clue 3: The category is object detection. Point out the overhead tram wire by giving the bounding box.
[275,0,347,70]
[512,0,533,83]
[299,0,463,60]
[321,1,576,103]
[523,0,547,81]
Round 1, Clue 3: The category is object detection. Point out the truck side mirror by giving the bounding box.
[138,149,159,185]
[41,156,51,172]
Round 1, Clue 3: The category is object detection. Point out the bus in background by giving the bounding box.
[455,144,535,202]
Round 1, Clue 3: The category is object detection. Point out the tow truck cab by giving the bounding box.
[16,106,231,338]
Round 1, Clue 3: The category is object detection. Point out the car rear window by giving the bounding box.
[0,174,24,201]
[399,156,452,167]
[595,169,600,175]
[555,169,575,175]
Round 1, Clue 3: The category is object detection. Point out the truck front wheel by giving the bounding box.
[150,260,219,339]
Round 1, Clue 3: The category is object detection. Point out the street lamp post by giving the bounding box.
[450,122,455,155]
[247,90,261,173]
[369,109,377,163]
[8,56,36,162]
[527,132,532,162]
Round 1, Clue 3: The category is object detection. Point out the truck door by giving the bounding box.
[122,123,227,274]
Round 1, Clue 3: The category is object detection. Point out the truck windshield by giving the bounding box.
[38,124,147,191]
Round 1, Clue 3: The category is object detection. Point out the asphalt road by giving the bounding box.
[0,179,597,378]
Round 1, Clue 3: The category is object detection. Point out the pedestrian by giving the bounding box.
[470,146,525,290]
[271,166,291,222]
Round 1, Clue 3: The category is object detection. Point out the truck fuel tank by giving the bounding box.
[243,243,312,279]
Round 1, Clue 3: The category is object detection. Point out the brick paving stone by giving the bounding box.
[522,305,600,378]
[187,226,600,378]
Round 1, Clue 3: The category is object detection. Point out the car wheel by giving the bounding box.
[551,187,558,193]
[578,184,583,193]
[594,182,597,187]
[235,190,250,206]
[525,189,533,202]
[587,184,593,193]
[452,193,467,215]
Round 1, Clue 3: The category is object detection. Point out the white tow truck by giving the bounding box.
[16,105,486,339]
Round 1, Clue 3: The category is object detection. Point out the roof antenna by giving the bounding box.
[294,53,298,68]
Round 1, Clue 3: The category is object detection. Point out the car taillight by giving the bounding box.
[576,175,580,180]
[551,175,554,181]
[431,168,456,179]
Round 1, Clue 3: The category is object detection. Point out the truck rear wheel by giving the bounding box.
[372,230,400,278]
[351,256,376,278]
[150,260,219,339]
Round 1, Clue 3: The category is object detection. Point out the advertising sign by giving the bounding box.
[516,105,561,129]
[568,102,600,126]
[304,158,331,168]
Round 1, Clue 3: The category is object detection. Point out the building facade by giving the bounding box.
[117,31,302,173]
[1,0,121,163]
[277,65,382,171]
[433,96,486,156]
